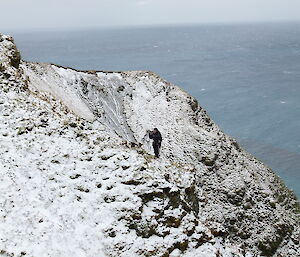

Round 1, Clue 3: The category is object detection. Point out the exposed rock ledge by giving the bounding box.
[0,33,299,257]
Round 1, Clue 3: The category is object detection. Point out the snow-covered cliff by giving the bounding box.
[0,33,299,257]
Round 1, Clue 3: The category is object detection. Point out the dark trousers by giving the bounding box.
[153,142,161,157]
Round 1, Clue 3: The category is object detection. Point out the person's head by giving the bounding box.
[153,128,158,132]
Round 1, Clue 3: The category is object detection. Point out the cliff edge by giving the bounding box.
[0,33,299,257]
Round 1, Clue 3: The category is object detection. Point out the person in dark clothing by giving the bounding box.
[149,128,162,158]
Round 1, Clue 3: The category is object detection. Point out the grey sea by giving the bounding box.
[10,22,300,198]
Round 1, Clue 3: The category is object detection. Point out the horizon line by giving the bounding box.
[2,19,300,34]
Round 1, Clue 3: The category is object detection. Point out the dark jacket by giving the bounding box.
[149,130,162,144]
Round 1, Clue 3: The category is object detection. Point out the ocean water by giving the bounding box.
[11,23,300,198]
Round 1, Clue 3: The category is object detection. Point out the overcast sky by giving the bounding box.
[1,0,300,31]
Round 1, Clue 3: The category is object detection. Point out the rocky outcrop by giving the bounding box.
[0,33,299,257]
[0,34,21,71]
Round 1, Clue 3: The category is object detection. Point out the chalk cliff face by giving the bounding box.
[0,34,299,257]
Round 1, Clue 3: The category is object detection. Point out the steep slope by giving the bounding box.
[0,34,299,257]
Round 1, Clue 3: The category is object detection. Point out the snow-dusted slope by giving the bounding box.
[0,34,299,257]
